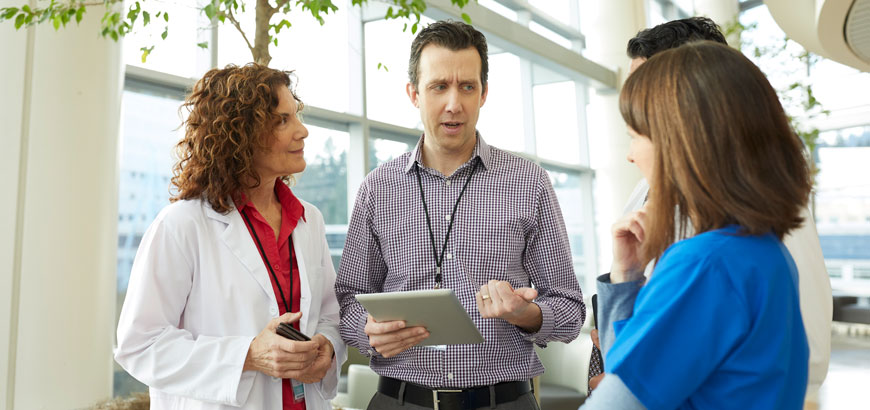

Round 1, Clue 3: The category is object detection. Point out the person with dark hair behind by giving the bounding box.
[115,64,346,410]
[587,18,832,405]
[625,16,726,60]
[581,40,810,410]
[335,20,584,410]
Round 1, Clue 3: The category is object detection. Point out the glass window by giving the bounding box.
[529,22,573,49]
[124,0,211,79]
[364,16,435,129]
[478,0,518,21]
[672,0,694,16]
[546,168,585,281]
[217,4,350,113]
[740,5,870,300]
[528,0,573,26]
[815,127,870,295]
[293,123,350,225]
[647,0,667,26]
[368,136,414,172]
[115,83,186,396]
[477,52,525,152]
[533,78,582,165]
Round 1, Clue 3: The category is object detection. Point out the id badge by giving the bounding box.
[291,379,305,402]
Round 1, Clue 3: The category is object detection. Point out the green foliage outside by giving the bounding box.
[292,136,348,225]
[0,0,475,65]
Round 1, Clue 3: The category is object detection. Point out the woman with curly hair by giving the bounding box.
[115,63,345,410]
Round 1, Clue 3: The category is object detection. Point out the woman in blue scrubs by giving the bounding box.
[583,41,812,410]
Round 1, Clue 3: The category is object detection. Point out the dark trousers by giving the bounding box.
[366,389,541,410]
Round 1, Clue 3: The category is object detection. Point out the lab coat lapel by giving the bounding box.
[207,206,279,310]
[293,218,313,335]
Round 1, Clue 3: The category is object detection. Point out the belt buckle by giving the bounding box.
[432,388,462,410]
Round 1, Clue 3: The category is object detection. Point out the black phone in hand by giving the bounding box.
[592,294,598,330]
[276,322,311,341]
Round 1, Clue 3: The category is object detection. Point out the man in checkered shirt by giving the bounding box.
[335,20,585,410]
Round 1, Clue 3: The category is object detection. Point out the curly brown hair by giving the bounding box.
[170,63,303,213]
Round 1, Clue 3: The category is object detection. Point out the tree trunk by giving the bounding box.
[253,0,274,65]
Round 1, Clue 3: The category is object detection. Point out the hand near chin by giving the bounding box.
[611,204,649,283]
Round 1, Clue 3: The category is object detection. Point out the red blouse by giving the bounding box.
[238,179,307,410]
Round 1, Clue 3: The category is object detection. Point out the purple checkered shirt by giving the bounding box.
[336,134,585,388]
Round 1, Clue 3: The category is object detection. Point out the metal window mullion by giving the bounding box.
[520,58,537,156]
[580,171,599,294]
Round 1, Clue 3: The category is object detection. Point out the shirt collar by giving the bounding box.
[404,131,492,174]
[235,178,306,223]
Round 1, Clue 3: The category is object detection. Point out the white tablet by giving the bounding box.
[355,289,485,346]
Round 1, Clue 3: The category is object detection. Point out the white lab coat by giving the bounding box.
[115,198,346,410]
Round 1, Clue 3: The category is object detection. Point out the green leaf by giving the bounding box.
[163,11,169,22]
[76,6,84,24]
[2,8,19,21]
[52,15,60,30]
[411,22,418,34]
[272,37,278,47]
[142,10,149,25]
[140,45,154,63]
[126,4,139,21]
[197,41,208,49]
[161,26,168,40]
[274,19,290,34]
[203,4,215,20]
[110,30,118,41]
[461,13,471,24]
[21,4,30,13]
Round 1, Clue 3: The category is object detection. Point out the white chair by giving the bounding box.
[535,327,594,409]
[333,364,379,410]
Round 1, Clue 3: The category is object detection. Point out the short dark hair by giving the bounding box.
[408,20,488,93]
[627,17,727,59]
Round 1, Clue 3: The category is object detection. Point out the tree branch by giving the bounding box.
[252,0,276,65]
[226,6,254,57]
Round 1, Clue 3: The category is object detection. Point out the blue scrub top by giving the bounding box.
[606,225,809,410]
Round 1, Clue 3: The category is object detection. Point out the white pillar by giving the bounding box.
[580,0,647,283]
[0,1,123,408]
[693,0,740,45]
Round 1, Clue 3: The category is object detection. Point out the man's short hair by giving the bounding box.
[408,20,488,93]
[627,17,727,59]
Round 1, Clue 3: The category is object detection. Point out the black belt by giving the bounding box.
[377,376,532,410]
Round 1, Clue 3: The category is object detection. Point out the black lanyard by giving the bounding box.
[414,157,480,288]
[240,208,294,314]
